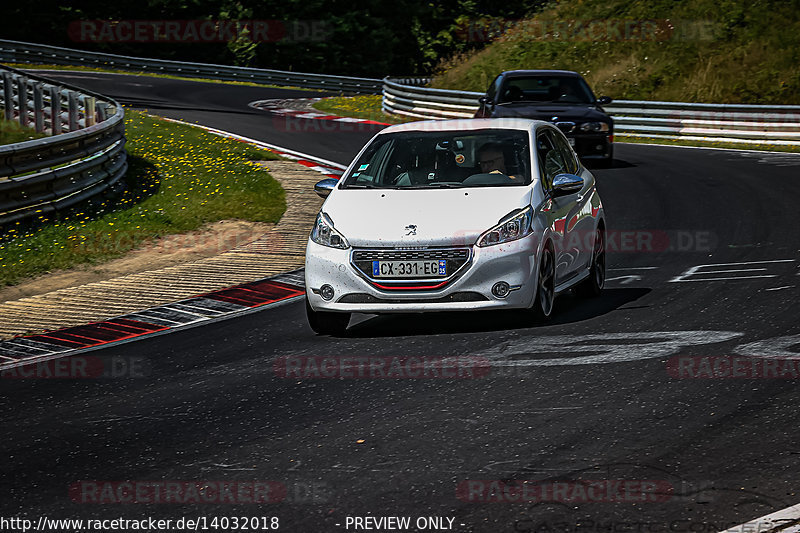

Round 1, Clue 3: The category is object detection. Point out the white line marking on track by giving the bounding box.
[702,259,795,266]
[670,259,796,282]
[674,275,778,282]
[606,275,642,284]
[480,331,743,367]
[765,286,793,291]
[699,268,768,274]
[719,501,800,533]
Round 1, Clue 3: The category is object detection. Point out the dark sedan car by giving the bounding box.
[474,70,614,166]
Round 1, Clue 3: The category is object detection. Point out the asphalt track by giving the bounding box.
[1,71,799,532]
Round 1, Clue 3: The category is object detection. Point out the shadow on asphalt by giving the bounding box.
[343,287,651,338]
[584,158,637,170]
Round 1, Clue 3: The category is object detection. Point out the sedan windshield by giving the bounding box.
[498,76,595,104]
[340,129,531,189]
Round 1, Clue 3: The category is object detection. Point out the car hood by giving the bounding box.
[324,187,533,247]
[491,103,609,122]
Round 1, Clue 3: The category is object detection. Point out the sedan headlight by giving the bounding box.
[477,206,533,247]
[311,212,350,249]
[580,121,610,132]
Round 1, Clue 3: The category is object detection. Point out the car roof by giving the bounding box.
[378,118,553,135]
[500,70,583,78]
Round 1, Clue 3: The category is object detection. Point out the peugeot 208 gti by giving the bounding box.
[304,118,606,335]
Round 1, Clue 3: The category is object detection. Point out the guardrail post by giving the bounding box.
[1,72,12,122]
[96,102,108,122]
[67,90,79,131]
[83,96,96,127]
[17,76,29,128]
[33,83,44,133]
[49,86,62,135]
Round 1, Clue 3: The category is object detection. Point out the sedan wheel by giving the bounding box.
[578,228,605,297]
[533,246,556,319]
[306,298,351,336]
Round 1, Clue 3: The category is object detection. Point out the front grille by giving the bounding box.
[351,248,470,280]
[338,292,488,304]
[352,249,469,261]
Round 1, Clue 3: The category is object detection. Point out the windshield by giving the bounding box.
[340,129,531,189]
[498,75,596,104]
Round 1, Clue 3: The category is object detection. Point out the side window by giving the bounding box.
[551,130,579,174]
[486,75,502,101]
[536,130,567,192]
[349,138,394,185]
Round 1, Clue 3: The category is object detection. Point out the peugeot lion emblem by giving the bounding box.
[404,224,417,236]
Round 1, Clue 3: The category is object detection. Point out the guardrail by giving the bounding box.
[382,77,479,119]
[0,64,127,225]
[382,78,800,146]
[0,39,382,94]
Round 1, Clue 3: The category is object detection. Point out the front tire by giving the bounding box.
[578,228,605,297]
[306,298,350,336]
[532,245,556,319]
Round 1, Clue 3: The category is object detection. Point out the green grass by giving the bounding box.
[616,134,800,153]
[0,109,284,286]
[8,63,319,92]
[312,95,411,124]
[0,113,47,145]
[431,0,800,105]
[313,95,426,124]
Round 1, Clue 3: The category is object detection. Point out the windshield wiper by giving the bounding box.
[344,183,402,190]
[405,183,464,189]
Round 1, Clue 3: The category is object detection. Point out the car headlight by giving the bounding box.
[580,122,610,132]
[310,212,350,249]
[477,206,533,247]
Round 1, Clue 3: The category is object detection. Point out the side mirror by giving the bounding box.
[596,96,613,106]
[314,178,338,199]
[478,96,494,106]
[552,173,584,196]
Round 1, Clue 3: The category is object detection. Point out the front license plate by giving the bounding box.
[568,137,576,146]
[372,260,446,278]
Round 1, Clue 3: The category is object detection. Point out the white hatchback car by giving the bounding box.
[304,118,606,335]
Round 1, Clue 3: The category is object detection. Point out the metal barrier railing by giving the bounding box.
[382,78,800,146]
[0,64,127,225]
[0,39,383,95]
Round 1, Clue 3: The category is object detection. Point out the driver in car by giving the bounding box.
[477,142,517,180]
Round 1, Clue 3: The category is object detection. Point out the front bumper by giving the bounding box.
[570,133,613,159]
[305,235,541,313]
